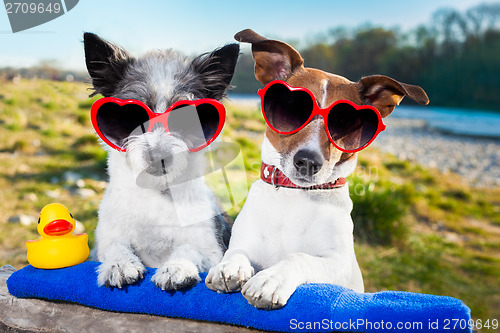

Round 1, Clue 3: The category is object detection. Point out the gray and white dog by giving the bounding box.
[83,33,238,290]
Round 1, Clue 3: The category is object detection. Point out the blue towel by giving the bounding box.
[7,261,471,333]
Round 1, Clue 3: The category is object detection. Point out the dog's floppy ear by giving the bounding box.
[234,29,304,85]
[191,43,240,100]
[83,32,134,97]
[357,75,429,118]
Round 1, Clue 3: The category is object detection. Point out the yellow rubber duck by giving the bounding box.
[27,203,89,269]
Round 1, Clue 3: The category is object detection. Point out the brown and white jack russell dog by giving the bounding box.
[206,29,429,309]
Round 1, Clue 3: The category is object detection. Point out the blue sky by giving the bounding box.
[0,0,494,70]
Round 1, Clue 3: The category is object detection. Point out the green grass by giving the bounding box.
[349,175,412,245]
[0,80,499,324]
[0,79,105,264]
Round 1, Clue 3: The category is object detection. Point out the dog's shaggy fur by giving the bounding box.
[84,33,239,290]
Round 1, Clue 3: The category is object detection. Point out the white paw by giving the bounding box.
[205,256,254,293]
[241,269,297,310]
[97,259,145,288]
[151,260,201,291]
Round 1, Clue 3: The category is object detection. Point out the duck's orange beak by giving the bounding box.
[43,219,73,236]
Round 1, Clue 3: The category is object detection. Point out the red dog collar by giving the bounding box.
[260,163,346,190]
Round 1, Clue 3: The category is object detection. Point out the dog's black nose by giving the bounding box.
[293,149,323,176]
[143,150,173,176]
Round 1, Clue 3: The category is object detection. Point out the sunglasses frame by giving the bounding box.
[258,80,386,153]
[90,97,226,153]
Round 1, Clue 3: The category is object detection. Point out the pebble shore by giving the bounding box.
[372,118,500,188]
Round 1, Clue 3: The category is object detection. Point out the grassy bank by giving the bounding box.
[0,80,498,323]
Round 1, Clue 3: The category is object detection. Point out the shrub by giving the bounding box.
[349,176,411,245]
[74,145,107,162]
[72,134,98,148]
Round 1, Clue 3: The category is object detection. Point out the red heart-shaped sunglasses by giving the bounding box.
[259,80,386,153]
[90,98,225,152]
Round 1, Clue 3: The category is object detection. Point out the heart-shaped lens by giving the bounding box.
[263,83,314,133]
[328,103,379,151]
[95,102,150,149]
[167,103,221,150]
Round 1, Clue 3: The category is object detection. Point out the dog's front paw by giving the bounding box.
[206,256,254,293]
[241,269,297,310]
[152,260,201,291]
[97,260,145,288]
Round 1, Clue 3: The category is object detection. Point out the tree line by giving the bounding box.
[231,3,500,111]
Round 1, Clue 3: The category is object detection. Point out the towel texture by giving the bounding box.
[7,262,471,332]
